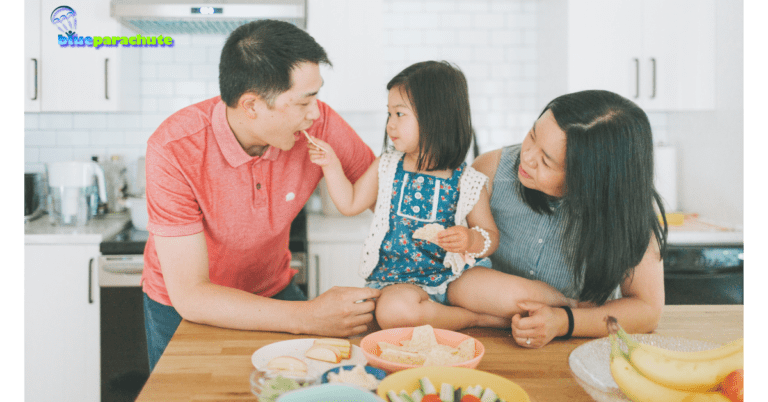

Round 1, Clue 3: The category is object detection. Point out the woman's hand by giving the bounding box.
[307,136,340,169]
[511,301,567,348]
[436,226,474,254]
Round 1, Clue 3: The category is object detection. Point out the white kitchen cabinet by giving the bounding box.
[25,0,140,112]
[306,0,385,112]
[538,0,715,111]
[25,243,100,401]
[307,212,373,298]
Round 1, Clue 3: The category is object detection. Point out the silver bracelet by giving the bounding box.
[465,226,491,258]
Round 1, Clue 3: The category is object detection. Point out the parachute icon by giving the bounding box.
[50,5,77,38]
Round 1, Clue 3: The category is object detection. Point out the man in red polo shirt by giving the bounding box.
[141,19,380,371]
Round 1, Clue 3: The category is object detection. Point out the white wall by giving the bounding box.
[24,0,740,228]
[666,1,743,228]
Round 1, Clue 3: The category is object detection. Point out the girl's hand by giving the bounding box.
[307,136,340,169]
[436,226,474,254]
[510,301,564,349]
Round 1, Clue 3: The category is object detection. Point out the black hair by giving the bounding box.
[384,61,473,171]
[219,19,331,108]
[518,90,668,304]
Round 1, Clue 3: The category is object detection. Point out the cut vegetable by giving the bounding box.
[411,389,426,402]
[440,383,455,402]
[479,387,498,402]
[387,390,405,402]
[419,377,437,395]
[399,390,416,402]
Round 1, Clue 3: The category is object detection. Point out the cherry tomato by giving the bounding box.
[421,395,442,402]
[718,369,744,402]
[460,395,482,402]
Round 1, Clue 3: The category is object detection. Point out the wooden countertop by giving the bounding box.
[136,305,743,402]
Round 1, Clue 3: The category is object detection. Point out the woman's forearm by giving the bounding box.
[565,296,663,338]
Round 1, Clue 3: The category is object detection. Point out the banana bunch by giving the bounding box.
[606,316,743,402]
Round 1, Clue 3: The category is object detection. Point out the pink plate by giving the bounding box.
[359,327,485,373]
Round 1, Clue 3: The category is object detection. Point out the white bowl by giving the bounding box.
[125,197,148,230]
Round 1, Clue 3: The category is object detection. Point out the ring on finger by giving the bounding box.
[525,338,532,345]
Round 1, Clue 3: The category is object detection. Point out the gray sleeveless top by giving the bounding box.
[488,144,580,298]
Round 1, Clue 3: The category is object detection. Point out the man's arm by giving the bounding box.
[155,232,381,336]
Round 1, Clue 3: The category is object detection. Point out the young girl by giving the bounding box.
[308,61,573,330]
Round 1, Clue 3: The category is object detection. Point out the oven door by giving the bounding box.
[98,254,148,400]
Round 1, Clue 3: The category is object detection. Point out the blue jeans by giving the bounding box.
[143,279,307,372]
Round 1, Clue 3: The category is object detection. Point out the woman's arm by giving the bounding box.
[511,235,665,347]
[308,137,380,216]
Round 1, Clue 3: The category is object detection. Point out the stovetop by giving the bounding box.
[100,226,149,255]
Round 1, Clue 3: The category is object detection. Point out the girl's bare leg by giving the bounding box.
[447,266,575,324]
[374,283,509,331]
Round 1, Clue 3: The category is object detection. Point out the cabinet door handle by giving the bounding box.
[31,58,38,101]
[314,254,320,299]
[633,58,640,99]
[88,258,94,304]
[650,57,657,99]
[104,58,109,100]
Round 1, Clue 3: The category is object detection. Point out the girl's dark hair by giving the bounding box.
[384,61,473,171]
[219,19,331,108]
[519,90,668,304]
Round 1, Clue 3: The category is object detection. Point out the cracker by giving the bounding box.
[412,223,445,244]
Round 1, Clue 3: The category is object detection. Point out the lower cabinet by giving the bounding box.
[307,212,373,299]
[26,243,100,401]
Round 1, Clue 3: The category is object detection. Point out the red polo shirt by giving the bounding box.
[142,96,374,306]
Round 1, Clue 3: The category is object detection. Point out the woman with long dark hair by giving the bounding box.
[447,90,668,348]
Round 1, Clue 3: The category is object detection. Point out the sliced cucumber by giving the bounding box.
[419,377,437,395]
[399,390,415,402]
[387,390,405,402]
[479,387,498,402]
[411,389,425,402]
[440,383,455,402]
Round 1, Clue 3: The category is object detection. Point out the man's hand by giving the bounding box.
[301,286,382,337]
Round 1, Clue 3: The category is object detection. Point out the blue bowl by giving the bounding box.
[321,365,388,389]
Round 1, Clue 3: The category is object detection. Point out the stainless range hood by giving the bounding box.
[110,0,306,35]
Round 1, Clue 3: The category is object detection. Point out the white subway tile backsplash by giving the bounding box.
[26,0,545,167]
[73,114,108,129]
[473,14,505,29]
[25,114,39,130]
[25,131,57,146]
[38,114,73,130]
[142,81,174,97]
[176,82,207,96]
[57,131,91,146]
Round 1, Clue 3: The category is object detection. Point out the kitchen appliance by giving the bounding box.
[110,0,306,35]
[663,244,743,304]
[25,172,46,223]
[47,161,108,226]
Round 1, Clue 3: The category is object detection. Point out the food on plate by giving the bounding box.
[256,375,304,402]
[385,377,502,402]
[305,344,342,363]
[314,338,352,359]
[327,365,381,390]
[266,356,308,376]
[378,325,475,367]
[718,369,744,402]
[412,223,445,244]
[607,316,738,401]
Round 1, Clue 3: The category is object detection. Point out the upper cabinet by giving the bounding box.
[25,0,140,112]
[306,0,385,112]
[537,0,715,112]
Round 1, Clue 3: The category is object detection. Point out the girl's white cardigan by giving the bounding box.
[359,149,489,279]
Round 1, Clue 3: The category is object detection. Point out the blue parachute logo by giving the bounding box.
[50,5,77,38]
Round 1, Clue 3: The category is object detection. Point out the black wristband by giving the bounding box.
[556,305,574,340]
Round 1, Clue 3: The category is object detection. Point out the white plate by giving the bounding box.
[568,334,720,402]
[251,339,367,377]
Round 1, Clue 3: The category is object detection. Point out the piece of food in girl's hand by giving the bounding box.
[412,223,445,244]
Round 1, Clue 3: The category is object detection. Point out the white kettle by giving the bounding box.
[47,161,108,226]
